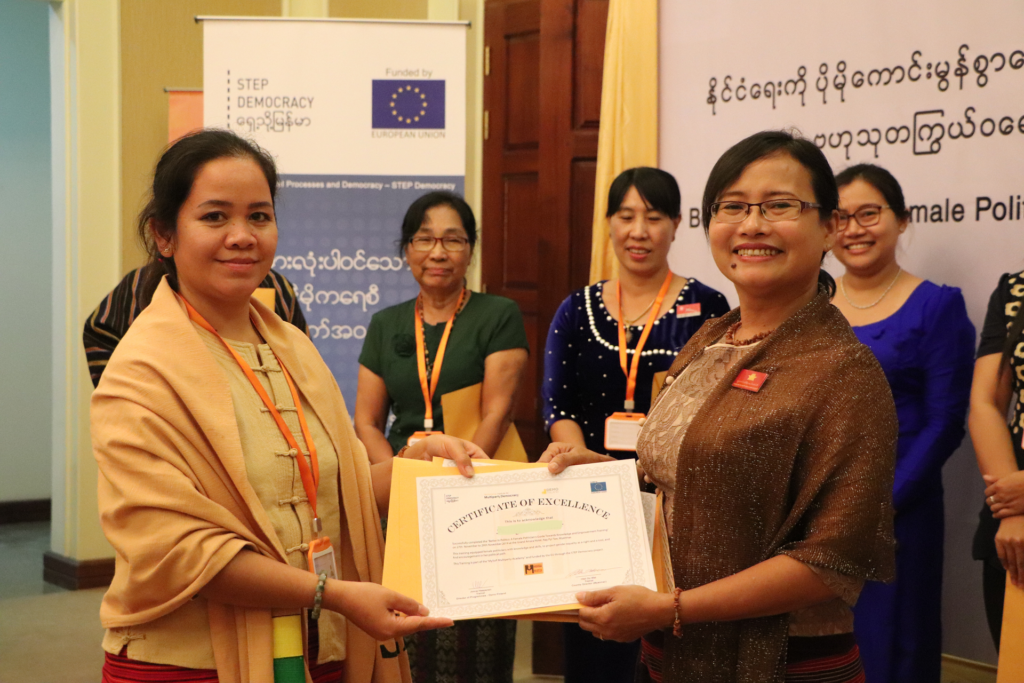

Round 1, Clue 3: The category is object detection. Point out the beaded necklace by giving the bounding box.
[723,320,774,346]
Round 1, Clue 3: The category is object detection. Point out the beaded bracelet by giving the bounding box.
[672,587,683,637]
[311,572,328,621]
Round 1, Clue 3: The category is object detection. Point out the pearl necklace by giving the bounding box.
[840,268,902,310]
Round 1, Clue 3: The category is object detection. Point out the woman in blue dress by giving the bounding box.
[831,164,975,683]
[542,167,730,682]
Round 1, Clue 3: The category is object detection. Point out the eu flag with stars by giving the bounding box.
[372,80,445,129]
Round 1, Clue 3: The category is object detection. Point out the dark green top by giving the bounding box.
[359,292,529,453]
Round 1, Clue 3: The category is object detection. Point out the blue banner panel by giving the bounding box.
[272,173,465,408]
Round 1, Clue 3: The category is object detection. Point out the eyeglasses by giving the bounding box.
[408,236,470,253]
[709,199,822,224]
[837,204,889,229]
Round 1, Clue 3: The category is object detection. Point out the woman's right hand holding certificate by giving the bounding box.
[328,580,453,641]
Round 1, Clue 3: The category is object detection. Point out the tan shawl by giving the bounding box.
[660,290,897,683]
[92,279,410,683]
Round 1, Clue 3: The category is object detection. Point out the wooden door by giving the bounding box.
[537,0,608,334]
[482,0,608,457]
[482,0,542,459]
[483,0,608,676]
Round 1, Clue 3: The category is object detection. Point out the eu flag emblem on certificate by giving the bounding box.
[372,80,445,129]
[591,482,607,493]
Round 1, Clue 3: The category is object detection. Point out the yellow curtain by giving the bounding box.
[589,0,660,284]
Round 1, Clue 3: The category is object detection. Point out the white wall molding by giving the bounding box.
[50,0,121,562]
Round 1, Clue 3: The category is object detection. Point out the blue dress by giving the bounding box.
[849,281,975,683]
[542,278,729,683]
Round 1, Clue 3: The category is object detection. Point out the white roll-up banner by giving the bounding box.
[660,0,1024,663]
[203,18,467,404]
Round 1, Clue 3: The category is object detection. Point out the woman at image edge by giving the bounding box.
[969,269,1024,651]
[92,130,479,683]
[831,163,974,683]
[543,131,896,682]
[542,166,729,683]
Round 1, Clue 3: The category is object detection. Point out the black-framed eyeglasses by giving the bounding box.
[837,204,889,229]
[408,236,470,253]
[709,199,822,224]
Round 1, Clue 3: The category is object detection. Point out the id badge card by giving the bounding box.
[408,430,443,446]
[676,303,701,318]
[604,412,646,451]
[308,536,338,579]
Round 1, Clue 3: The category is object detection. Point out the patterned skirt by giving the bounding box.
[381,515,517,683]
[101,613,345,683]
[404,619,517,683]
[785,635,865,683]
[638,631,865,683]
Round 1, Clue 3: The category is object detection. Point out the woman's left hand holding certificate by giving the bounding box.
[400,434,490,478]
[575,585,676,642]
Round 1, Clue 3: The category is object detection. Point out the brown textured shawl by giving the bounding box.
[660,290,896,683]
[92,278,410,683]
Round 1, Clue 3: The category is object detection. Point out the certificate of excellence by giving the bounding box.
[416,459,657,619]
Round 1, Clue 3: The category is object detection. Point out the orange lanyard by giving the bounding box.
[414,289,466,430]
[180,297,324,536]
[616,272,674,412]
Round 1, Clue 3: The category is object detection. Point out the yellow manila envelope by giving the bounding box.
[652,370,668,399]
[252,288,276,310]
[651,492,674,594]
[440,383,529,462]
[997,577,1024,682]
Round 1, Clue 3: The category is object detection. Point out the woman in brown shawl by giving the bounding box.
[92,130,479,683]
[541,131,897,683]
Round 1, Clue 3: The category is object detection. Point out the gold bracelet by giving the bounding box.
[672,587,683,637]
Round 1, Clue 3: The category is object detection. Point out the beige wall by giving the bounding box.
[329,0,428,18]
[120,0,281,274]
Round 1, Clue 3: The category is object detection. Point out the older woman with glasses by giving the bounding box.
[542,131,898,683]
[831,164,974,683]
[354,191,529,683]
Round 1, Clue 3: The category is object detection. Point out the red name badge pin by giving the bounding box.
[676,303,701,318]
[732,369,768,392]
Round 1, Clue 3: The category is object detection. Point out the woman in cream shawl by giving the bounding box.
[541,131,897,683]
[92,130,479,683]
